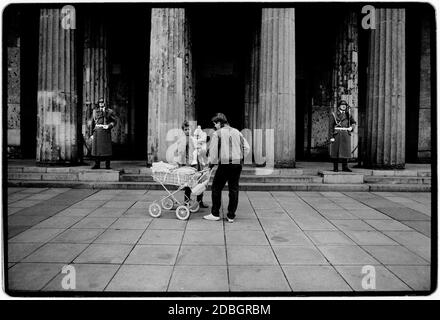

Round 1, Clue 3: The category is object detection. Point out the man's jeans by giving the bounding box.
[211,164,242,219]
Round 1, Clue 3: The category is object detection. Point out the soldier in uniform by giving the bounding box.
[329,100,356,172]
[91,98,116,169]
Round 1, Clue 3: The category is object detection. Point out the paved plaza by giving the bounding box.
[5,187,432,293]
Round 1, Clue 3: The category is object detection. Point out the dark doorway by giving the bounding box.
[190,7,257,130]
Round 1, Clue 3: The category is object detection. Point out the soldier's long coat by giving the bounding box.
[91,108,116,157]
[329,110,356,159]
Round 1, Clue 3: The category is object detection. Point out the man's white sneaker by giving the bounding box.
[203,214,220,221]
[227,218,234,223]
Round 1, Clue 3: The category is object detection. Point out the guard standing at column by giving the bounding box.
[91,98,116,169]
[329,100,356,172]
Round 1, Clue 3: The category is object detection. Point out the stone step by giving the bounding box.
[120,174,320,183]
[364,176,431,184]
[8,180,431,192]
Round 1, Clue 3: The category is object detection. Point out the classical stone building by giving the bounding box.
[4,3,434,168]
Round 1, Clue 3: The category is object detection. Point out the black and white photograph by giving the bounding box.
[2,0,436,298]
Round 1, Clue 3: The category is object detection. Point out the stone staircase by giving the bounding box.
[7,162,432,192]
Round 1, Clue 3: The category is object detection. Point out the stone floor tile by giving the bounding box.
[93,229,144,244]
[227,245,278,265]
[139,229,184,245]
[386,265,431,291]
[266,230,314,246]
[72,217,118,229]
[223,219,263,231]
[74,244,133,264]
[109,217,152,230]
[229,266,290,292]
[273,245,328,265]
[168,266,229,291]
[125,245,179,265]
[349,209,392,220]
[8,215,48,227]
[102,200,136,209]
[88,207,127,218]
[317,209,357,220]
[186,219,225,231]
[70,200,107,209]
[148,218,187,230]
[335,266,411,291]
[176,245,226,265]
[8,263,64,291]
[400,221,431,237]
[43,264,119,291]
[365,219,413,231]
[106,265,173,292]
[32,216,83,229]
[56,208,96,217]
[330,219,374,231]
[282,265,351,291]
[23,243,88,263]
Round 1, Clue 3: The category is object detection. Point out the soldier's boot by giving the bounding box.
[92,160,100,170]
[342,159,352,172]
[105,160,111,170]
[333,161,339,172]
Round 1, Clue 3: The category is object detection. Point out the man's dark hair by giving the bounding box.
[211,113,228,125]
[181,120,190,130]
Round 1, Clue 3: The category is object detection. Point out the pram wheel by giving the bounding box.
[149,203,162,218]
[188,199,200,213]
[161,198,174,210]
[176,205,190,220]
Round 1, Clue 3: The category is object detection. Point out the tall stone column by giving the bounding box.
[257,8,296,167]
[37,8,78,164]
[332,11,359,158]
[417,15,432,160]
[365,9,406,168]
[82,13,109,157]
[148,8,195,164]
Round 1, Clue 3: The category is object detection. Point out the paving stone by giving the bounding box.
[318,245,379,265]
[349,209,392,220]
[317,209,358,220]
[17,205,70,217]
[305,231,356,245]
[50,229,105,243]
[94,229,144,244]
[74,244,133,264]
[169,266,229,291]
[43,264,119,292]
[364,219,412,231]
[88,207,128,218]
[330,220,374,231]
[8,226,30,239]
[282,266,351,291]
[125,245,179,265]
[259,218,302,232]
[386,266,431,291]
[182,230,225,246]
[229,266,291,292]
[70,200,107,209]
[401,221,431,237]
[26,193,59,200]
[106,265,173,292]
[8,263,64,291]
[102,200,136,209]
[343,231,399,245]
[335,266,411,291]
[266,230,314,246]
[383,231,431,261]
[186,218,225,231]
[139,229,184,245]
[23,243,88,263]
[227,245,278,265]
[9,200,42,208]
[375,207,430,221]
[225,230,269,246]
[8,243,44,262]
[9,228,65,243]
[8,214,48,227]
[72,217,118,229]
[223,219,263,231]
[110,217,152,230]
[273,246,328,265]
[288,213,337,231]
[32,216,83,229]
[123,208,149,217]
[361,246,429,265]
[148,218,187,230]
[7,207,25,215]
[176,245,227,265]
[56,208,96,217]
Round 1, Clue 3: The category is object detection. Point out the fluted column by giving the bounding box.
[82,13,109,156]
[417,15,432,160]
[37,8,78,164]
[148,8,195,164]
[257,8,296,167]
[365,9,406,168]
[332,11,359,158]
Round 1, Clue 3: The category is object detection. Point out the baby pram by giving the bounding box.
[148,165,213,220]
